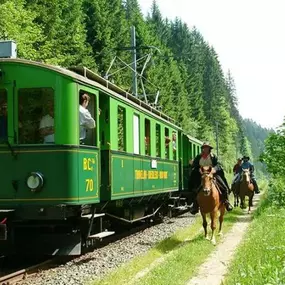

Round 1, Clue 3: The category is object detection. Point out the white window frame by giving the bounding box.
[133,114,140,154]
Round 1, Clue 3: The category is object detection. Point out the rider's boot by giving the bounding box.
[189,193,199,215]
[252,180,260,194]
[222,192,233,212]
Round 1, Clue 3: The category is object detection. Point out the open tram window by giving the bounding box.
[156,124,161,157]
[118,106,126,151]
[172,131,177,160]
[145,119,150,156]
[0,89,7,142]
[79,90,97,146]
[133,114,140,154]
[18,88,54,144]
[165,127,170,159]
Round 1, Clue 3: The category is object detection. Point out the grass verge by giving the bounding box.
[90,216,201,285]
[90,205,243,285]
[137,207,243,285]
[224,196,285,284]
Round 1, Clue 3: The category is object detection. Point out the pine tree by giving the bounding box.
[0,0,44,60]
[25,0,94,67]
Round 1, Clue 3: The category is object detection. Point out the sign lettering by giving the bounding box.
[85,178,94,192]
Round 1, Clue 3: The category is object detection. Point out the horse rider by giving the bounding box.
[238,156,260,194]
[231,158,242,187]
[188,142,233,215]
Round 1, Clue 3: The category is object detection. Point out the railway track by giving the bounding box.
[0,259,54,285]
[0,207,189,285]
[0,223,154,285]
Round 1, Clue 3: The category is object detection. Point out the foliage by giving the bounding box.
[260,119,285,206]
[261,123,285,177]
[25,0,94,67]
[267,178,285,207]
[0,0,44,60]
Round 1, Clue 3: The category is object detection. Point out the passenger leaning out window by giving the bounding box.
[79,92,95,143]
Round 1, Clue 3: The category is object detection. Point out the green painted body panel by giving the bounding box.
[77,148,100,203]
[0,146,99,206]
[100,151,178,201]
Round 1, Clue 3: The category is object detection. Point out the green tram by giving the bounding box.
[0,56,202,255]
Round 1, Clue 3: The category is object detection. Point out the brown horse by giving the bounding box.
[197,166,226,245]
[239,168,254,213]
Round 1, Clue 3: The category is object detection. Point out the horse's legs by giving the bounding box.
[218,205,226,236]
[240,194,246,209]
[237,184,240,207]
[201,213,208,239]
[248,194,254,213]
[234,193,238,207]
[210,211,217,245]
[249,194,254,207]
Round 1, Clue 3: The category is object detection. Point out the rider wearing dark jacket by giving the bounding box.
[188,142,233,215]
[238,156,260,194]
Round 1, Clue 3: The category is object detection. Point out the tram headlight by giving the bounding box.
[26,172,44,192]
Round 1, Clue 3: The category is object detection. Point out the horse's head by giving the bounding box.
[199,166,213,196]
[241,168,250,183]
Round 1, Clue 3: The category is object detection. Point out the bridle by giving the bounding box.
[200,171,214,196]
[241,169,250,184]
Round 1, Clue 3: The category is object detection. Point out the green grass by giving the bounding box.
[90,216,202,285]
[224,199,285,285]
[138,207,243,285]
[90,206,243,285]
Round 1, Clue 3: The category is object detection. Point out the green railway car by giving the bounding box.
[0,54,202,255]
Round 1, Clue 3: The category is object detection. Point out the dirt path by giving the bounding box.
[186,195,261,285]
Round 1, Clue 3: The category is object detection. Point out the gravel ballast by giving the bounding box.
[17,213,196,285]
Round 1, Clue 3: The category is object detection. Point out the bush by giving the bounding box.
[267,177,285,207]
[261,120,285,206]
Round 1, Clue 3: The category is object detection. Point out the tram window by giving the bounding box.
[165,127,170,159]
[156,124,161,157]
[79,90,96,146]
[18,88,54,144]
[172,131,177,160]
[0,89,7,142]
[118,106,126,151]
[145,119,150,156]
[133,114,140,154]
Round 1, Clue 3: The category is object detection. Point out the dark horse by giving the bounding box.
[239,169,254,213]
[197,166,226,245]
[231,176,240,208]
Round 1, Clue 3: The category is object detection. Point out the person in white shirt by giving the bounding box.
[79,92,95,142]
[39,100,54,143]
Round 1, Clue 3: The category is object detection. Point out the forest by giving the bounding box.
[0,0,273,173]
